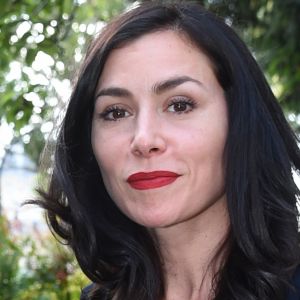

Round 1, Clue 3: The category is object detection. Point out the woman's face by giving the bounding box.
[91,30,228,228]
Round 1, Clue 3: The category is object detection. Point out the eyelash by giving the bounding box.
[98,97,197,121]
[167,97,196,114]
[99,105,130,121]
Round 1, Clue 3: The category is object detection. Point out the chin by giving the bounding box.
[130,210,180,229]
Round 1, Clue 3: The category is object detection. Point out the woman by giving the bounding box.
[34,1,300,299]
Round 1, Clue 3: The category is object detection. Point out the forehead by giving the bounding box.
[97,30,217,92]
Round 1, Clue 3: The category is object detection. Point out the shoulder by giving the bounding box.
[287,267,300,300]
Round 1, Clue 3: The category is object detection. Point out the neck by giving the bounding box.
[153,197,229,300]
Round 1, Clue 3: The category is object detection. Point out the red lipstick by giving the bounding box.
[127,171,180,190]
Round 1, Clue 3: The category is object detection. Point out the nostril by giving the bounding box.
[130,133,166,157]
[149,147,159,153]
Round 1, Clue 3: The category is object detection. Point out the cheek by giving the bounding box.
[92,142,113,179]
[91,141,118,200]
[180,124,227,159]
[184,118,228,183]
[91,125,128,188]
[91,125,111,176]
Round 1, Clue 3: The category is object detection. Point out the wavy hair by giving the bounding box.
[32,2,300,299]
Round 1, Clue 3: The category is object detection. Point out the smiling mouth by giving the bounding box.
[127,171,180,190]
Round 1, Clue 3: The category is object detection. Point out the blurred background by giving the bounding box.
[0,0,299,299]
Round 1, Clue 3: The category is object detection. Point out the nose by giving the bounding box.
[130,111,167,158]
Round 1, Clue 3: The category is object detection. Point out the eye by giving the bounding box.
[167,97,196,114]
[99,105,131,121]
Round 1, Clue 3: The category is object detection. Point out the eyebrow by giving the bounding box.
[95,75,202,100]
[152,75,202,94]
[95,87,132,99]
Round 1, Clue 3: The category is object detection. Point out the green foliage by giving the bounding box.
[0,216,89,300]
[0,217,22,299]
[201,0,300,113]
[0,0,129,165]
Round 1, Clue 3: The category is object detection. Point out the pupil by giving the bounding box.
[113,110,124,119]
[175,103,186,111]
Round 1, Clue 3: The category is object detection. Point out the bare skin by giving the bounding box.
[156,197,229,300]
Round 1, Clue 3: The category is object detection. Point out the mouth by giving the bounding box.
[127,171,180,190]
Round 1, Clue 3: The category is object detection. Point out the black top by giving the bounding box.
[80,268,300,300]
[287,267,300,300]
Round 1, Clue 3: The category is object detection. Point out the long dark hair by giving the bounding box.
[33,2,300,299]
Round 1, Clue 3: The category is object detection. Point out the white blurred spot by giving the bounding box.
[79,23,87,32]
[51,78,71,102]
[50,20,57,27]
[33,23,44,34]
[16,21,31,39]
[87,23,96,35]
[32,51,54,71]
[56,61,65,72]
[10,35,18,44]
[6,61,22,81]
[41,122,53,133]
[46,25,55,36]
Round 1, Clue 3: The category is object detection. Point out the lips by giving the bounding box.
[127,171,180,190]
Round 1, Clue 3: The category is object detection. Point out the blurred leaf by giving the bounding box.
[25,48,36,65]
[0,215,89,300]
